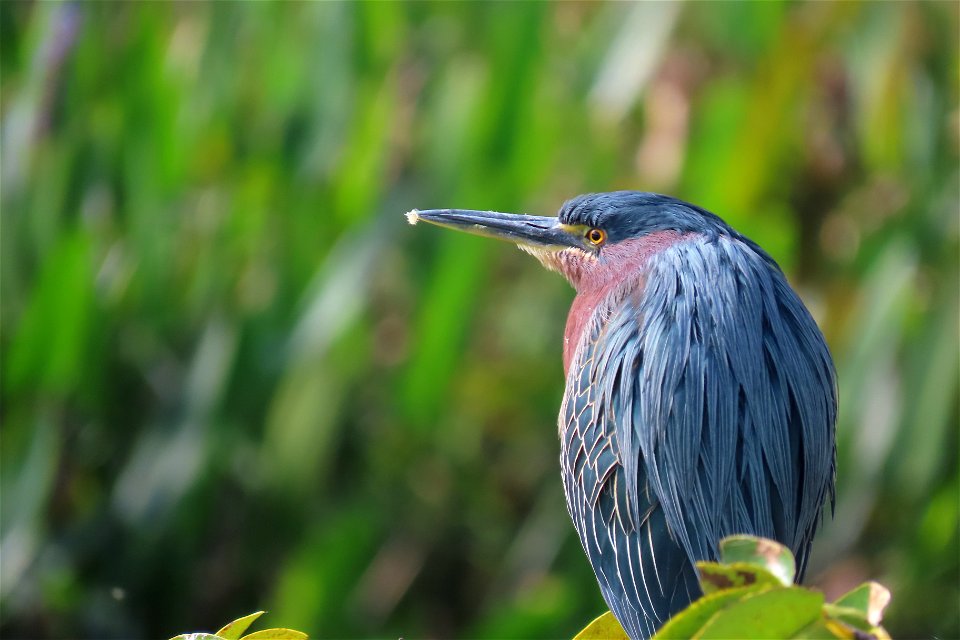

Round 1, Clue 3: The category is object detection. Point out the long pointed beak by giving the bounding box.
[406,209,584,250]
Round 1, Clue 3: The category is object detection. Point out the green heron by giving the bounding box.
[408,192,837,639]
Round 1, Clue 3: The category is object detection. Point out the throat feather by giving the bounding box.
[561,231,689,375]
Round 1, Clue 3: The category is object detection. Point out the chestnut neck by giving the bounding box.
[561,231,689,374]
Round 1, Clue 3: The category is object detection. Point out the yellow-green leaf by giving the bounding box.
[822,604,875,632]
[832,582,891,626]
[241,629,309,640]
[866,626,892,640]
[693,586,823,639]
[718,535,795,586]
[216,611,266,640]
[653,586,756,639]
[696,560,783,594]
[573,611,629,640]
[789,617,853,639]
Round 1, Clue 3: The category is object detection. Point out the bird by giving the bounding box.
[407,191,837,639]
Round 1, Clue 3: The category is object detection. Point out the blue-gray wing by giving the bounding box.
[561,345,700,639]
[559,235,837,639]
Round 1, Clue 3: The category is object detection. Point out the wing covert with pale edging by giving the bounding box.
[559,234,837,639]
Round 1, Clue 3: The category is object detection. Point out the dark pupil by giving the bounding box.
[590,230,601,242]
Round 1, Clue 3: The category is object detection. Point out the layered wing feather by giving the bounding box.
[559,235,837,639]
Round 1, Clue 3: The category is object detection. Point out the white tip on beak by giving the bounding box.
[405,209,420,225]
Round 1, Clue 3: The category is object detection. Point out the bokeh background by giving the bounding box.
[2,2,958,639]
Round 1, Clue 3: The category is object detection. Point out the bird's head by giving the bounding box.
[408,191,738,291]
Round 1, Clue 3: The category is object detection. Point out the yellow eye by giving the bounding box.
[587,228,606,246]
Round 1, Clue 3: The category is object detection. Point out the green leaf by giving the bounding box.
[216,612,266,640]
[696,560,785,595]
[862,626,891,640]
[831,582,891,626]
[240,629,309,640]
[789,618,853,639]
[170,612,308,640]
[820,608,891,640]
[653,586,756,639]
[822,605,875,634]
[693,586,823,639]
[718,535,795,586]
[572,611,629,640]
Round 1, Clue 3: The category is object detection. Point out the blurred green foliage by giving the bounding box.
[1,2,957,639]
